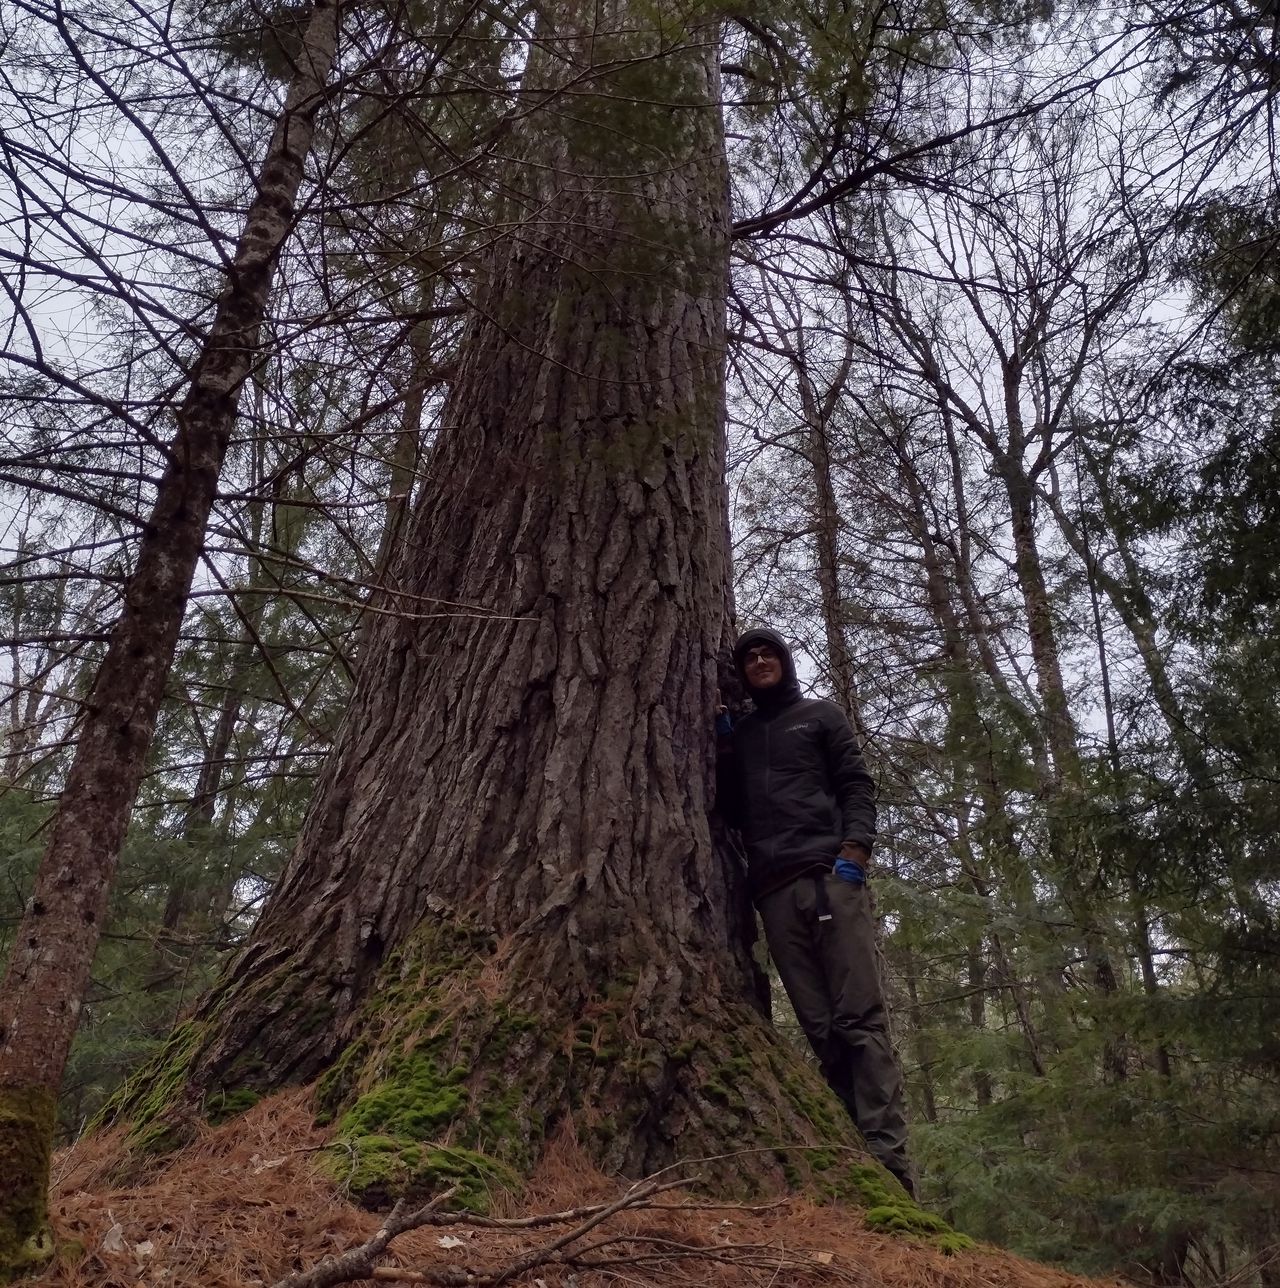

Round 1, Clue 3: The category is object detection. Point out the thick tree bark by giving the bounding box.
[0,6,341,1275]
[103,0,917,1218]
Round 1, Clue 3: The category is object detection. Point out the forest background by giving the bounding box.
[1,0,1278,1282]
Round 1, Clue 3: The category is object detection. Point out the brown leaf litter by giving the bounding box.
[41,1090,1118,1288]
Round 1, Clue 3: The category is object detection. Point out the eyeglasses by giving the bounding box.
[743,648,779,667]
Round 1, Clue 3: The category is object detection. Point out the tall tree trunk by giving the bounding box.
[1000,458,1081,788]
[790,332,867,736]
[153,445,299,987]
[0,6,341,1274]
[939,408,1049,777]
[1054,453,1268,922]
[954,813,994,1108]
[808,410,865,732]
[105,0,891,1211]
[1039,473,1218,796]
[147,674,249,995]
[1132,904,1172,1078]
[354,317,449,660]
[160,453,270,956]
[898,438,1049,1075]
[901,952,939,1125]
[996,411,1124,1077]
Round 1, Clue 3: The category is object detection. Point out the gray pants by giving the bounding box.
[759,872,912,1187]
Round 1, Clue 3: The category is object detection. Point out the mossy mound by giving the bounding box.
[314,917,546,1212]
[329,1135,520,1212]
[762,1151,975,1255]
[850,1166,975,1252]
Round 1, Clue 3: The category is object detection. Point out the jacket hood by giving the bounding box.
[733,626,802,711]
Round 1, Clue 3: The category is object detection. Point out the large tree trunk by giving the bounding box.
[0,5,342,1275]
[104,0,907,1216]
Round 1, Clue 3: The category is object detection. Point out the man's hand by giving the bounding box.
[834,842,870,885]
[839,841,871,869]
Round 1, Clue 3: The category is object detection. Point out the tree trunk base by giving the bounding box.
[0,1086,57,1283]
[97,912,967,1249]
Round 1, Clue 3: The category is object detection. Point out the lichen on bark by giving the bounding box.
[0,1086,57,1282]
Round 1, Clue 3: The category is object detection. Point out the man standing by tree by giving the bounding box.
[717,627,914,1196]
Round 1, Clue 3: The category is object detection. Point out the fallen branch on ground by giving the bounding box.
[268,1185,461,1288]
[267,1174,698,1288]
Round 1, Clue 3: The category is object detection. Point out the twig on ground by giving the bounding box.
[267,1174,697,1288]
[267,1185,461,1288]
[643,1197,792,1214]
[475,1175,696,1283]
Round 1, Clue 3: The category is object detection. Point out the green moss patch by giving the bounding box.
[318,916,541,1213]
[331,1135,520,1212]
[839,1161,974,1252]
[339,1048,469,1141]
[932,1231,978,1255]
[94,1018,206,1139]
[204,1087,261,1126]
[0,1085,57,1282]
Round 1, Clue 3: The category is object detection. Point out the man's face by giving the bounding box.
[742,643,783,690]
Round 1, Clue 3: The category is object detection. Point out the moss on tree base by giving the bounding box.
[841,1162,975,1252]
[0,1085,58,1283]
[87,1019,207,1179]
[306,914,973,1255]
[314,919,548,1211]
[95,981,320,1176]
[90,915,971,1257]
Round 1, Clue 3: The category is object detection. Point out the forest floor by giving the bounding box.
[42,1091,1115,1288]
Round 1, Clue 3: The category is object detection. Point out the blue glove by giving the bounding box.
[715,711,733,736]
[833,858,865,885]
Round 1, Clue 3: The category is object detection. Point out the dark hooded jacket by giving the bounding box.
[717,627,876,901]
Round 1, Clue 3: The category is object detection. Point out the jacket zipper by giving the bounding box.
[763,717,774,867]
